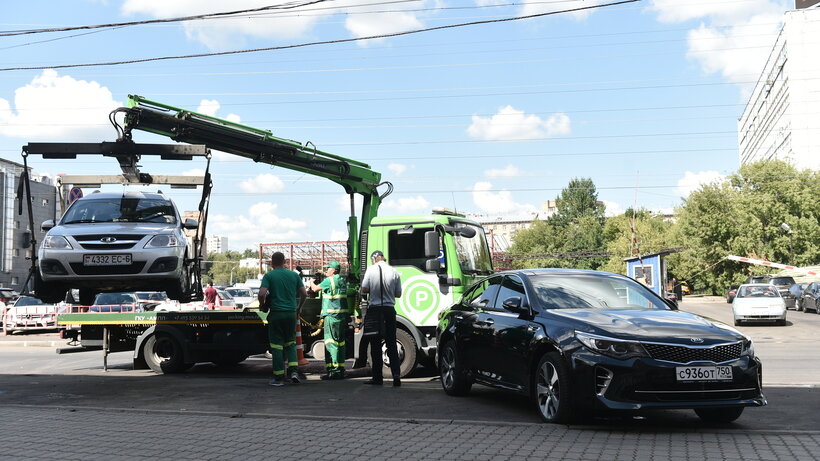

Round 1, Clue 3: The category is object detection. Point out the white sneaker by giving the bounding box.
[269,378,284,387]
[289,372,301,384]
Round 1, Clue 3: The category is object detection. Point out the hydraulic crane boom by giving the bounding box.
[119,94,392,280]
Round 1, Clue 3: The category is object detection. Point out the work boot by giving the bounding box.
[363,378,383,385]
[393,378,401,387]
[289,371,302,384]
[269,378,284,387]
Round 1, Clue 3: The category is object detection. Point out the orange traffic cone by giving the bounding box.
[295,321,310,366]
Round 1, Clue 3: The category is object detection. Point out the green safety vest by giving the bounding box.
[320,275,349,317]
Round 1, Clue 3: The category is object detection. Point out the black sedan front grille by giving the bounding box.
[643,342,742,364]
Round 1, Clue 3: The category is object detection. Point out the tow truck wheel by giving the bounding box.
[35,282,67,304]
[79,289,96,307]
[143,333,185,374]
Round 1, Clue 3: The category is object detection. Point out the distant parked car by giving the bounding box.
[90,292,142,313]
[225,287,254,308]
[726,285,739,303]
[2,296,57,335]
[0,287,20,308]
[732,284,787,326]
[214,289,236,309]
[745,276,797,309]
[136,291,169,311]
[798,282,820,314]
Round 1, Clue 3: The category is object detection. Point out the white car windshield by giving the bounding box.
[62,197,177,224]
[737,286,779,298]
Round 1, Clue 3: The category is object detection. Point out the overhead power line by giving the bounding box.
[0,0,335,37]
[0,0,639,72]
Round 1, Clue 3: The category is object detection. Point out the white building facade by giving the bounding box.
[206,235,228,254]
[738,6,820,170]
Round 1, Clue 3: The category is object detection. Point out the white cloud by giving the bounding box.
[196,99,241,123]
[521,0,613,20]
[0,70,121,140]
[329,229,349,241]
[121,0,322,49]
[484,164,524,178]
[603,200,624,217]
[382,195,431,213]
[647,0,789,91]
[676,170,725,197]
[467,106,571,141]
[181,168,206,176]
[208,201,307,251]
[345,10,423,44]
[471,181,536,215]
[239,173,285,193]
[388,163,408,176]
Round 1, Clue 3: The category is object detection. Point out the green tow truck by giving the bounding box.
[26,95,494,375]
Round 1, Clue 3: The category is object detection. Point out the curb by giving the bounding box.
[0,339,65,347]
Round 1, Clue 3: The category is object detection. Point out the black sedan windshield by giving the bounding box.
[530,273,669,310]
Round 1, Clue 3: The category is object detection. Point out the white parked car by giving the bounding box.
[225,287,254,308]
[732,283,787,326]
[2,296,57,334]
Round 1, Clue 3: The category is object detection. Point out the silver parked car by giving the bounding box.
[36,191,199,305]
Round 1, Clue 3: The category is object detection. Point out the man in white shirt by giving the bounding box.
[360,250,403,387]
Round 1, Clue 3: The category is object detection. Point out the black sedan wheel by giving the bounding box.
[439,340,471,396]
[694,407,744,423]
[534,352,574,424]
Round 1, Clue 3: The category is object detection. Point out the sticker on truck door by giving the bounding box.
[396,274,453,327]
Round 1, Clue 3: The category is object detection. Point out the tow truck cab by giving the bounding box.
[354,208,493,374]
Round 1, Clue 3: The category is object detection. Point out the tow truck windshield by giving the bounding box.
[454,224,493,275]
[61,197,177,224]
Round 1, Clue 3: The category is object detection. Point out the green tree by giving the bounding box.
[601,209,675,274]
[674,160,820,293]
[205,251,259,286]
[510,178,607,269]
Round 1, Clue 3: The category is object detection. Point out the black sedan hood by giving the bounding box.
[548,308,744,345]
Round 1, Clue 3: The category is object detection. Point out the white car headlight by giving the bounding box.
[43,235,73,250]
[575,331,649,360]
[741,338,755,357]
[144,234,181,248]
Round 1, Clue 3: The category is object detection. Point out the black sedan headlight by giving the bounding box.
[741,337,755,357]
[575,331,649,360]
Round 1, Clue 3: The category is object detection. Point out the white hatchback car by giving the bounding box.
[732,283,787,326]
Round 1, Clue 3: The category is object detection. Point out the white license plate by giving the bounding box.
[676,366,733,382]
[83,254,132,266]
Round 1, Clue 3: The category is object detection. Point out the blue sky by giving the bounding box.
[0,0,794,251]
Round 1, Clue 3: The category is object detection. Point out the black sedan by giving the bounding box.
[799,282,820,313]
[436,269,765,424]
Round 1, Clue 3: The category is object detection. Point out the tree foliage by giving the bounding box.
[203,250,260,286]
[673,160,820,293]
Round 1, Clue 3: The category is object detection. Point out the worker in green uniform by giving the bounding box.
[258,251,307,387]
[309,260,349,380]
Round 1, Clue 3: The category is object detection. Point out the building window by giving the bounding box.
[12,249,19,257]
[14,220,20,229]
[42,198,49,207]
[11,277,19,285]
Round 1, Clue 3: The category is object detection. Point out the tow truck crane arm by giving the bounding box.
[119,95,392,280]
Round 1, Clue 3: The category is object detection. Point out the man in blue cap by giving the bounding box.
[309,260,349,380]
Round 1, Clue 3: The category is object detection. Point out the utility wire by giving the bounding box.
[0,0,639,72]
[0,0,335,37]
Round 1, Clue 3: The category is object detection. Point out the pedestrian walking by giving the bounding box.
[308,260,350,380]
[258,252,307,387]
[203,282,217,310]
[360,250,403,387]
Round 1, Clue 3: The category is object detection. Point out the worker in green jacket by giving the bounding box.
[309,260,349,380]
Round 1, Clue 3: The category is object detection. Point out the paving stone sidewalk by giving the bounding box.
[2,405,819,460]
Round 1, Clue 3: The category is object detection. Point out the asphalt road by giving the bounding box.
[0,297,818,431]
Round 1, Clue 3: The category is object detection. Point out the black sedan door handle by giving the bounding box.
[454,314,464,320]
[476,318,494,326]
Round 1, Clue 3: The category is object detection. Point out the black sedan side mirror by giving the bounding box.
[502,296,529,315]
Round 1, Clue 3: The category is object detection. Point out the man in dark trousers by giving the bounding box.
[360,250,403,387]
[308,260,350,380]
[258,252,307,387]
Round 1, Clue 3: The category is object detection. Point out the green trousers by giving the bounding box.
[267,311,298,378]
[323,316,346,377]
